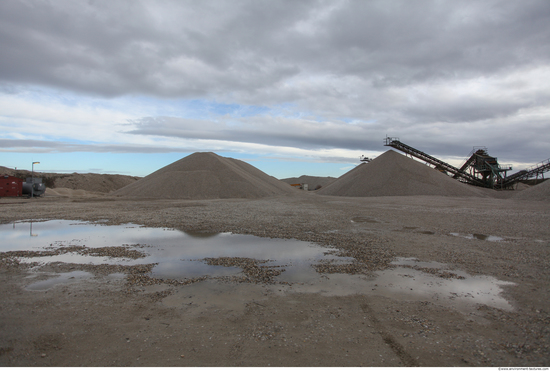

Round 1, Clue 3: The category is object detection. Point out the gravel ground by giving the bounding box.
[0,192,549,366]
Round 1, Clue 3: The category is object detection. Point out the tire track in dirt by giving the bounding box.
[360,302,419,367]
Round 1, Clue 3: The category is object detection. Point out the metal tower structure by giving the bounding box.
[453,147,512,188]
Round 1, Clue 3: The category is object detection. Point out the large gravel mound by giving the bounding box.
[514,179,550,201]
[112,152,298,199]
[316,150,488,197]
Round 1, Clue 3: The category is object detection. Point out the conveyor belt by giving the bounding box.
[384,137,487,187]
[501,158,550,187]
[384,136,548,189]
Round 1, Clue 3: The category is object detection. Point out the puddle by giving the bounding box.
[351,217,380,223]
[450,232,504,242]
[1,220,351,283]
[2,221,515,312]
[180,230,220,238]
[368,264,514,312]
[283,257,515,312]
[25,271,93,291]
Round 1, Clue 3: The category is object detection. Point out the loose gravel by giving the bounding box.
[1,191,549,367]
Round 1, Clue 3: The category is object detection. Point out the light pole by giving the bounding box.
[31,162,40,198]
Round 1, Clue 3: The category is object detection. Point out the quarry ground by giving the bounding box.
[0,192,549,367]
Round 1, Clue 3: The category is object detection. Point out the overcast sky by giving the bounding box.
[1,0,549,178]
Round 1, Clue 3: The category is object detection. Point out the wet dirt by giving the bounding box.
[0,194,549,367]
[3,220,515,314]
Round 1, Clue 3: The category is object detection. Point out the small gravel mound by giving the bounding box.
[514,179,550,201]
[112,152,297,199]
[53,173,139,193]
[316,150,487,197]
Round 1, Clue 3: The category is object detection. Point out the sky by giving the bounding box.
[1,0,549,179]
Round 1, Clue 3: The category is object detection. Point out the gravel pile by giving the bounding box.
[316,150,488,197]
[53,173,139,193]
[45,188,99,198]
[112,152,298,199]
[514,179,550,201]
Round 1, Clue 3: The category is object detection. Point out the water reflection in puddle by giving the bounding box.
[26,271,94,291]
[283,257,515,312]
[450,232,504,242]
[2,220,350,283]
[2,220,515,312]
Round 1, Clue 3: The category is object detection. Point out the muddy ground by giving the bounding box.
[0,192,549,367]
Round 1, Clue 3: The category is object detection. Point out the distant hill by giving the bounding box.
[0,166,139,193]
[280,175,337,190]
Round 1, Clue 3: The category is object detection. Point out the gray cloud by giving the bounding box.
[1,0,549,169]
[126,112,549,168]
[2,0,549,99]
[127,116,377,151]
[0,139,207,154]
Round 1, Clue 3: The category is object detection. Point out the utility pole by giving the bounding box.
[31,162,40,198]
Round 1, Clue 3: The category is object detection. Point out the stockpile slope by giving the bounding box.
[53,173,139,193]
[112,152,298,199]
[280,175,337,190]
[514,180,550,201]
[45,188,101,198]
[316,150,487,197]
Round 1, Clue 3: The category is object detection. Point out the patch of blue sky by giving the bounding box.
[116,96,272,120]
[10,85,309,119]
[0,132,69,146]
[250,102,300,118]
[1,132,24,140]
[263,106,331,124]
[14,86,93,108]
[10,86,316,129]
[332,117,378,125]
[201,100,271,118]
[0,152,192,176]
[244,157,357,179]
[218,151,356,179]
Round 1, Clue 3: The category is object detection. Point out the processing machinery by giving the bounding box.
[384,136,549,189]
